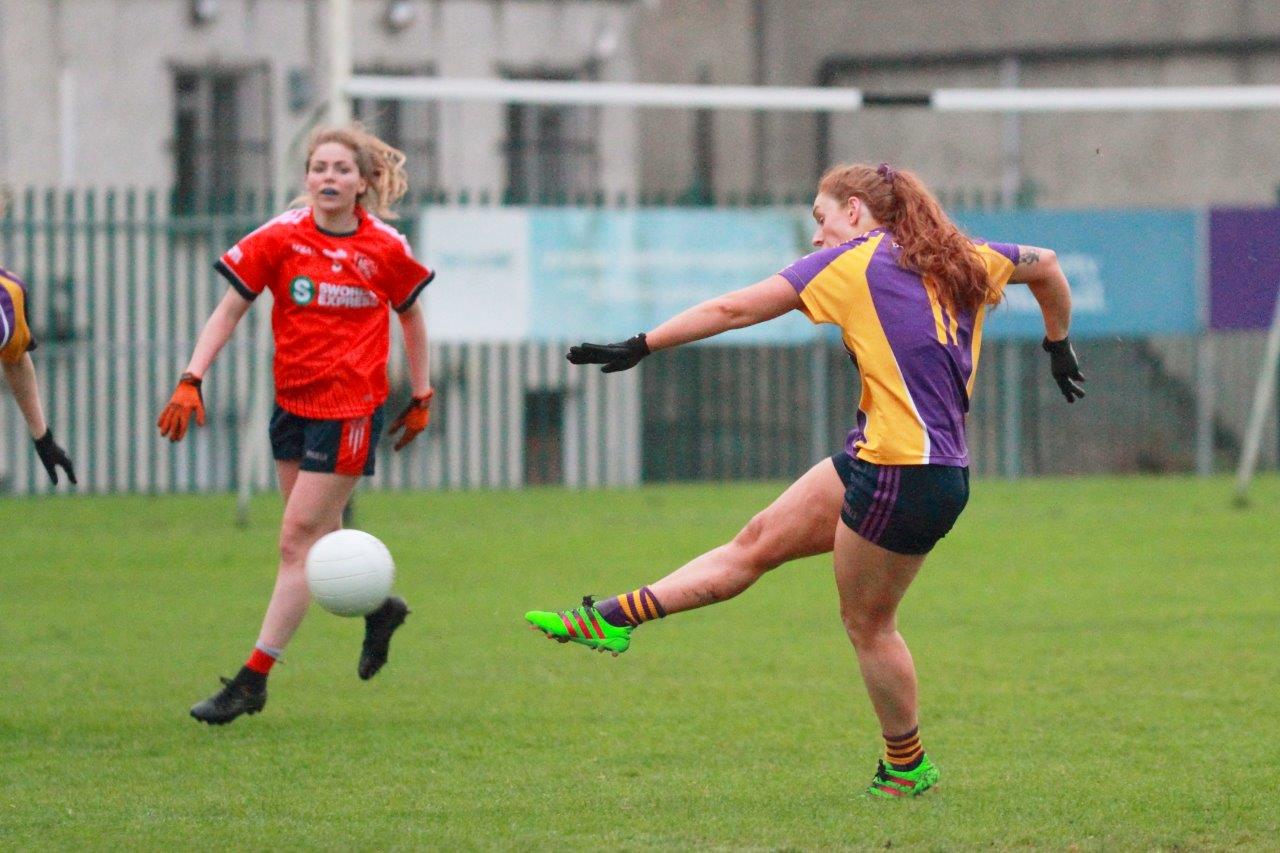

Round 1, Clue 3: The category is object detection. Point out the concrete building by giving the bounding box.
[1,0,1278,207]
[0,0,642,207]
[638,0,1280,207]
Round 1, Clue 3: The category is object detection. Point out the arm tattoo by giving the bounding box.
[1018,247,1042,267]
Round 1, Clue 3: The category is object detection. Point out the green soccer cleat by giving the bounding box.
[524,596,633,656]
[866,755,940,799]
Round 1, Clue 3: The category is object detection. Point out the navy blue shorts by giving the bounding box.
[269,406,385,477]
[831,452,969,555]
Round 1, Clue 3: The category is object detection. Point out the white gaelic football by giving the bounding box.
[304,529,396,617]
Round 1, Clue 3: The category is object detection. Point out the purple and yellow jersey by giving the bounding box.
[780,229,1018,466]
[0,266,35,365]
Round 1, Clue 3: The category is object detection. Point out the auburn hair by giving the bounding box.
[818,163,1000,314]
[294,123,409,219]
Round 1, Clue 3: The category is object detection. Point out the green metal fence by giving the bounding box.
[1,187,1253,497]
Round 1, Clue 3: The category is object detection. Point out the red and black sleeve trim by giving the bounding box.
[214,260,260,302]
[393,270,435,313]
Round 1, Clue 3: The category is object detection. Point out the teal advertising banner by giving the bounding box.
[528,208,817,343]
[423,207,1203,343]
[957,210,1202,340]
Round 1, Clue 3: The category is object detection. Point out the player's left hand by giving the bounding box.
[1042,336,1085,403]
[33,428,77,485]
[389,389,433,451]
[567,332,650,373]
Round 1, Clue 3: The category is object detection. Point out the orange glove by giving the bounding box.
[388,389,433,451]
[157,372,206,442]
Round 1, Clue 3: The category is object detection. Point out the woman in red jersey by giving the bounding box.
[158,125,435,725]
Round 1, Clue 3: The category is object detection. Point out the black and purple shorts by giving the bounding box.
[831,452,969,555]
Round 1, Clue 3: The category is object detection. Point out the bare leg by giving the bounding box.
[832,523,928,736]
[649,459,845,614]
[256,470,360,650]
[276,459,300,505]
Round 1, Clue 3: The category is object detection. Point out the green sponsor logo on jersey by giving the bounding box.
[290,276,315,306]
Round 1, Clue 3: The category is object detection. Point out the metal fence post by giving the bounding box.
[1001,340,1023,478]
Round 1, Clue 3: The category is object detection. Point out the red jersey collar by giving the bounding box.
[309,204,367,239]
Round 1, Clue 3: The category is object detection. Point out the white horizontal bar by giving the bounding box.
[934,85,1280,112]
[346,76,1280,114]
[346,76,864,111]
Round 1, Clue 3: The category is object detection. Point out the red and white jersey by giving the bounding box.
[215,206,433,419]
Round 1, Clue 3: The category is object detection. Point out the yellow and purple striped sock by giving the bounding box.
[596,586,666,627]
[884,726,924,771]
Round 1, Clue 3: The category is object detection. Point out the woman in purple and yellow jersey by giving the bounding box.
[526,162,1084,798]
[1,264,76,486]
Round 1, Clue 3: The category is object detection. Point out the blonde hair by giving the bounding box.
[293,123,409,219]
[819,162,1000,314]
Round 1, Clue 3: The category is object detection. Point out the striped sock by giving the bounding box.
[245,644,282,676]
[884,726,924,771]
[595,586,666,627]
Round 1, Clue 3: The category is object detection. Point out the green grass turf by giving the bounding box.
[2,475,1278,850]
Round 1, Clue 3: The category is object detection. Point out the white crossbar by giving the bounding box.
[344,76,1280,113]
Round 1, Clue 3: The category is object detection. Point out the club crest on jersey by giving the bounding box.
[355,253,377,279]
[290,276,316,305]
[322,248,348,273]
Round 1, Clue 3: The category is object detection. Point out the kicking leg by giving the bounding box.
[525,457,845,653]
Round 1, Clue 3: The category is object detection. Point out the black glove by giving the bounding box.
[1042,336,1085,403]
[33,428,77,485]
[567,333,651,373]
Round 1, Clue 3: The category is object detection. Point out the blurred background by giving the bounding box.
[1,0,1278,496]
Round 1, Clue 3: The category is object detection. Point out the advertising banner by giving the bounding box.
[957,210,1202,340]
[422,206,1204,342]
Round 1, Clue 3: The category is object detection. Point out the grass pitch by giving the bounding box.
[2,475,1278,850]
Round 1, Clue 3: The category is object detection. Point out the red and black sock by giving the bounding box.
[595,586,666,627]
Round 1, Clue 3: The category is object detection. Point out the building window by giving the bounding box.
[171,66,270,214]
[351,66,441,195]
[503,68,600,203]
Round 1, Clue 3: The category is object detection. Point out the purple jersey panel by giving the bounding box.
[858,238,976,465]
[979,240,1020,265]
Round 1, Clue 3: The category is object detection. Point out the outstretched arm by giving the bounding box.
[646,275,802,351]
[568,275,801,373]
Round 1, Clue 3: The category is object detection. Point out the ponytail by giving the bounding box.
[295,123,409,219]
[818,163,999,314]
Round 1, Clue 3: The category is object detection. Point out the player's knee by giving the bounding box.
[729,514,775,572]
[840,604,894,649]
[278,517,328,565]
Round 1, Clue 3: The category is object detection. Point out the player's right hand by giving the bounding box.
[157,372,206,442]
[567,332,650,373]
